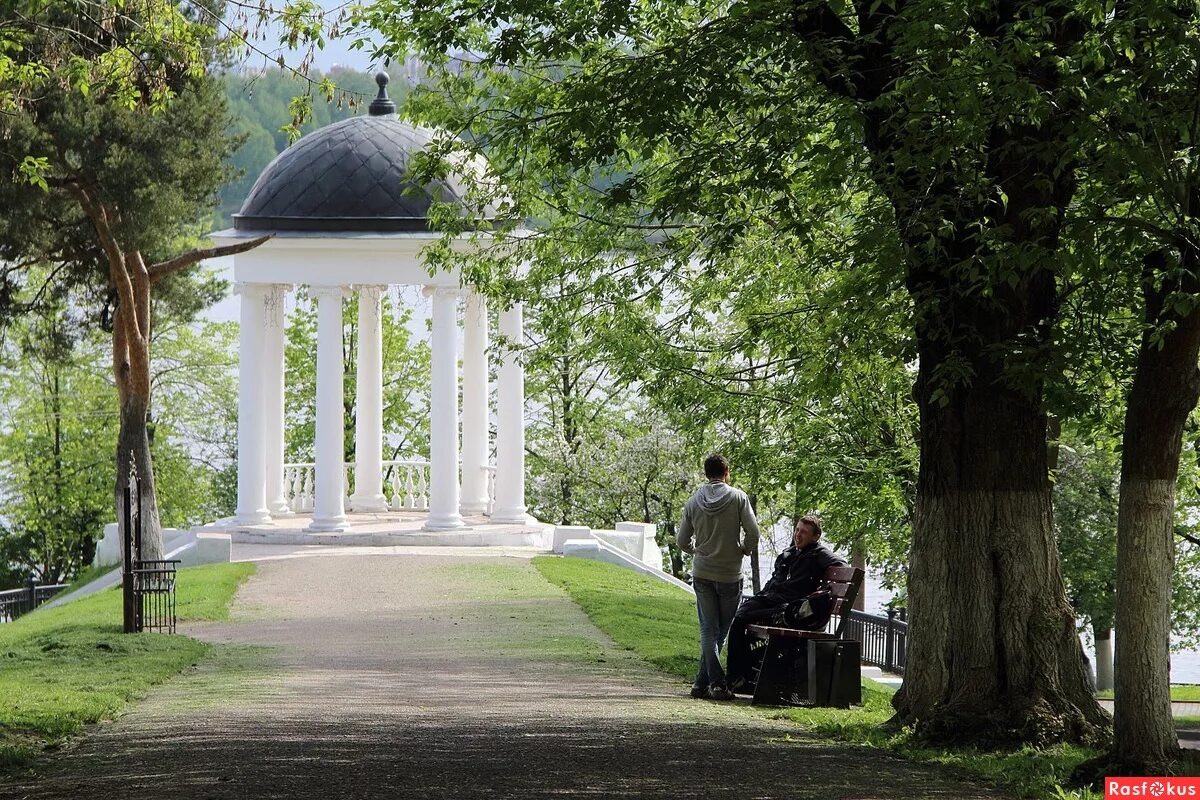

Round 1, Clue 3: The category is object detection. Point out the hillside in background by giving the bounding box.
[218,66,409,224]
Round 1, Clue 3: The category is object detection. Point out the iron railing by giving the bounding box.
[123,455,179,634]
[0,580,69,623]
[131,560,180,633]
[843,608,908,674]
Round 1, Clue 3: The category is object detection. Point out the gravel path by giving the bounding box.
[6,552,1007,799]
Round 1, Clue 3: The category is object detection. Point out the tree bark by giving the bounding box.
[893,347,1108,744]
[116,385,165,562]
[1111,250,1199,771]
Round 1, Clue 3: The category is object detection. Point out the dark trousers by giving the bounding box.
[726,593,789,688]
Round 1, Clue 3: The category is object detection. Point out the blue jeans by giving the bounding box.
[693,577,743,689]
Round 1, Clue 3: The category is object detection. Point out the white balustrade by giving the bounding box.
[283,460,433,512]
[283,464,316,512]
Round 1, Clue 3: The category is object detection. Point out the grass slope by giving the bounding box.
[533,554,699,680]
[0,562,254,766]
[532,556,1128,799]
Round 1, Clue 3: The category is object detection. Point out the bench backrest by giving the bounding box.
[822,565,865,639]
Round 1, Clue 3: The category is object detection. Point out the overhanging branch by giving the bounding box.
[148,235,272,283]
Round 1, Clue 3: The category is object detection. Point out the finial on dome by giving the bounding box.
[369,71,395,116]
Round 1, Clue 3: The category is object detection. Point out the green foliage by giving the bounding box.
[0,283,239,586]
[0,317,114,584]
[0,561,254,767]
[1054,426,1200,649]
[0,2,216,122]
[1055,434,1120,634]
[0,68,241,318]
[283,288,430,464]
[352,0,925,582]
[521,281,698,530]
[147,311,240,523]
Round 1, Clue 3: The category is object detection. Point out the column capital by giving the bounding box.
[422,284,460,299]
[264,284,289,329]
[354,284,387,296]
[309,284,347,301]
[233,281,271,298]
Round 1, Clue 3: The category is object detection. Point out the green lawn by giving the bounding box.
[533,556,1112,800]
[0,562,254,767]
[1097,685,1200,702]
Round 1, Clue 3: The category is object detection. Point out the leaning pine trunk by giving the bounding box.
[1112,250,1200,772]
[115,392,164,563]
[113,294,164,563]
[73,186,269,573]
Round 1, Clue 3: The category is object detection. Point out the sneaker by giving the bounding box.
[708,684,735,701]
[689,683,707,699]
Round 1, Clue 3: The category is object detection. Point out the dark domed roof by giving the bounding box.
[234,74,492,233]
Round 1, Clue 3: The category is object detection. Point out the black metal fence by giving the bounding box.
[0,580,69,623]
[130,560,180,633]
[123,457,179,634]
[843,608,908,674]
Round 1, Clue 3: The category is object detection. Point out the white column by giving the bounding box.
[424,285,464,530]
[264,284,291,516]
[308,285,350,532]
[460,290,489,516]
[234,282,271,525]
[350,285,389,512]
[492,301,528,524]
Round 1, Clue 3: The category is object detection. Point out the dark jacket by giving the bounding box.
[759,541,847,603]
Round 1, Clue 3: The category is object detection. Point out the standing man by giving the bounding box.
[725,515,847,692]
[677,453,760,701]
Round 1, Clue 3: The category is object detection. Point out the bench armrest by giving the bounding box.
[746,624,839,640]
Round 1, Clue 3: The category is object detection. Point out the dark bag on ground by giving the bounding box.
[772,588,834,630]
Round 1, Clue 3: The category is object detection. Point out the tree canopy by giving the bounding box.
[348,0,1200,766]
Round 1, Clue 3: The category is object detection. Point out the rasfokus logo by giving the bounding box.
[1106,778,1200,798]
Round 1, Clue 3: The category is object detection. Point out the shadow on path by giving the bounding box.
[5,553,1007,799]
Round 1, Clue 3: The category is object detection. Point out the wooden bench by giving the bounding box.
[746,565,865,708]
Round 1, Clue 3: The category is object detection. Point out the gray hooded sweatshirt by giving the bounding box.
[677,480,760,583]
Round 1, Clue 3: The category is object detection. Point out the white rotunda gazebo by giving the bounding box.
[211,74,542,546]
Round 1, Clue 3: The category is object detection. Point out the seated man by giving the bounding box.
[726,514,847,692]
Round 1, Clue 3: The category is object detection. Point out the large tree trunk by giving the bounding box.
[893,339,1107,744]
[1111,249,1199,772]
[883,111,1106,745]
